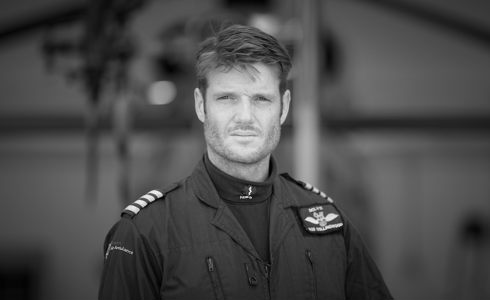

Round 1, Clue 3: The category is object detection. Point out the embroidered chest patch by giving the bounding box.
[298,204,344,234]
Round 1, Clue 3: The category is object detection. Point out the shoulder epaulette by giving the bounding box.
[281,173,334,203]
[122,183,179,218]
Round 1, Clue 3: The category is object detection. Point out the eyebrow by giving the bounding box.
[212,90,277,99]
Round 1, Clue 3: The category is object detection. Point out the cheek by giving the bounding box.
[205,111,229,133]
[260,108,282,126]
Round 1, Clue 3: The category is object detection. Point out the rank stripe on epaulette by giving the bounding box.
[294,178,332,202]
[281,173,334,203]
[123,189,164,216]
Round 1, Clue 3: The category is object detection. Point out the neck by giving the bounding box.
[207,151,271,182]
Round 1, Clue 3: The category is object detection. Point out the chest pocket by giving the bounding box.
[303,236,347,300]
[305,249,318,300]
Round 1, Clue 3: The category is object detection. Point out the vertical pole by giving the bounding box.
[293,0,321,185]
[85,99,100,204]
[114,92,131,205]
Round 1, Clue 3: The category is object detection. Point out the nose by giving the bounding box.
[235,98,253,122]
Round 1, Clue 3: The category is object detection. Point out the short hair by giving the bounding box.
[195,24,292,96]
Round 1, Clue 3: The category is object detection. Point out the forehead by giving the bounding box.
[205,63,281,94]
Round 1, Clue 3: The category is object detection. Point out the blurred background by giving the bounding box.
[1,0,489,299]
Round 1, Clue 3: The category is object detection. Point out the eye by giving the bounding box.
[256,96,270,102]
[217,95,233,101]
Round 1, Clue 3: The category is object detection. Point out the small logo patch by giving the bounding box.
[298,204,343,234]
[240,185,256,200]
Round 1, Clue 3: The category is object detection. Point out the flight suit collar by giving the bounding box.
[191,156,326,210]
[192,155,280,208]
[191,156,222,209]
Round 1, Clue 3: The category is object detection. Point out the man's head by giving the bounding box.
[193,25,292,171]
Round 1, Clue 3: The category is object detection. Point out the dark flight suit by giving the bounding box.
[99,158,393,300]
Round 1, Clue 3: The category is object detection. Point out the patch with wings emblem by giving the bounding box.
[298,204,343,234]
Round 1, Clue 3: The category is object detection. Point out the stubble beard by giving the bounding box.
[204,120,281,166]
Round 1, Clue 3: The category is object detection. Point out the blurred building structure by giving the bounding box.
[0,0,490,299]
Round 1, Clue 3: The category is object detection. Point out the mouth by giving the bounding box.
[230,129,259,137]
[230,130,258,138]
[231,131,257,137]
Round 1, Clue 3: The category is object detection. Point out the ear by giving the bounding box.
[280,89,291,125]
[194,88,205,123]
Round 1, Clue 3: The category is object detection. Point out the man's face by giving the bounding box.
[194,63,290,165]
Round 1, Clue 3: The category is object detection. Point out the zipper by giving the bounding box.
[264,263,272,299]
[206,256,225,300]
[305,249,318,300]
[264,264,270,279]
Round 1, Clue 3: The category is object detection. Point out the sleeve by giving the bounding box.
[98,217,162,300]
[343,216,394,300]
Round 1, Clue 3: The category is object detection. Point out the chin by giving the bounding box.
[225,147,269,165]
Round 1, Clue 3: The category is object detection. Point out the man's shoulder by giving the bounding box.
[279,173,334,204]
[121,182,183,219]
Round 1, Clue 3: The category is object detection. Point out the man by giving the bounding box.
[99,24,393,300]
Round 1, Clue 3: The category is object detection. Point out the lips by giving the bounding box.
[229,127,260,137]
[231,130,257,136]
